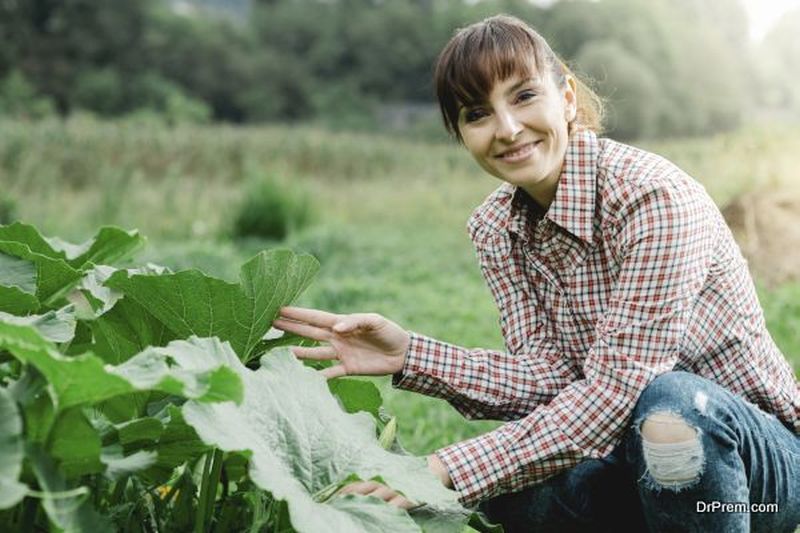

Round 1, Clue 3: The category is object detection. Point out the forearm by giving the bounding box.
[393,332,572,420]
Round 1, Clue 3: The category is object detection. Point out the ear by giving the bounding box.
[563,75,578,122]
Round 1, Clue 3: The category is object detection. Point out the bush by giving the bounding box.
[0,196,17,224]
[232,174,314,240]
[0,70,55,119]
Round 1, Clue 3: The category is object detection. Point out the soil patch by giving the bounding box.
[721,188,800,287]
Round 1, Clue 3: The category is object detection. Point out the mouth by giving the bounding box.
[495,141,541,163]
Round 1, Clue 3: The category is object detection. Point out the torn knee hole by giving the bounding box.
[640,412,704,490]
[641,412,697,444]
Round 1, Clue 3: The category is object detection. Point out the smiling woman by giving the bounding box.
[274,14,800,533]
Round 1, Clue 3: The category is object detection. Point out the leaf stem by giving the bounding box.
[195,449,223,533]
[194,452,214,533]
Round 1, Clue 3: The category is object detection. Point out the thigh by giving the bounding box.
[478,443,647,533]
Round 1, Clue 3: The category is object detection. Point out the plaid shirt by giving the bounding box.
[392,130,799,506]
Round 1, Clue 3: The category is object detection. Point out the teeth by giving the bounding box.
[502,143,535,158]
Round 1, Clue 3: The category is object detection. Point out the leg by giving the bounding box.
[626,371,800,533]
[477,443,647,533]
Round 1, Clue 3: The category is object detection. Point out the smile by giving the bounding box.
[495,141,541,163]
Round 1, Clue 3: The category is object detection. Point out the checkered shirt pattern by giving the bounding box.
[392,130,799,507]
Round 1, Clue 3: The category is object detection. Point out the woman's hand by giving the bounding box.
[335,455,453,509]
[272,306,410,379]
[336,479,418,510]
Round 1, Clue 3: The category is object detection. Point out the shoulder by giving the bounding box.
[596,138,717,229]
[466,182,515,246]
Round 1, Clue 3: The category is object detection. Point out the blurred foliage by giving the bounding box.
[232,172,315,241]
[0,196,17,224]
[0,0,798,138]
[0,70,55,119]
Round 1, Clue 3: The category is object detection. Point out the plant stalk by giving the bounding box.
[195,449,223,533]
[194,453,214,533]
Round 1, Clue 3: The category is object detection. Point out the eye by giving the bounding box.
[516,90,537,103]
[463,107,489,123]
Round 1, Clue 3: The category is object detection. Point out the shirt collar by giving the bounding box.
[545,129,599,244]
[505,129,599,244]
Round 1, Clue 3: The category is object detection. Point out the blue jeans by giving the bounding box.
[478,371,800,532]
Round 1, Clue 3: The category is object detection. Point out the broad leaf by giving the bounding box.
[0,241,82,309]
[0,252,36,293]
[183,349,468,533]
[328,378,383,419]
[71,263,170,320]
[91,297,176,365]
[27,445,113,532]
[0,387,27,509]
[0,222,144,270]
[0,306,76,343]
[147,405,209,481]
[0,321,243,409]
[106,250,319,361]
[0,284,38,315]
[49,408,104,478]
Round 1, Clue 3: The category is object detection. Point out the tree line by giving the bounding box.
[1,0,797,139]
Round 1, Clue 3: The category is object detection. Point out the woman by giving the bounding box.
[273,15,799,532]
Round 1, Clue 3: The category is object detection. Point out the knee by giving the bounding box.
[641,411,698,444]
[638,411,704,492]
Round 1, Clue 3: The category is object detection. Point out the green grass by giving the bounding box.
[3,116,798,454]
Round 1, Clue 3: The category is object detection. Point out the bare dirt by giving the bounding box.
[721,188,800,287]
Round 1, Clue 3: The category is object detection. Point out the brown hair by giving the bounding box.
[434,14,603,141]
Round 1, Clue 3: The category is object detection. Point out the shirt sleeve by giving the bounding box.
[391,330,573,421]
[423,183,716,506]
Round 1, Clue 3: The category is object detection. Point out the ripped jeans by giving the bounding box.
[478,371,800,532]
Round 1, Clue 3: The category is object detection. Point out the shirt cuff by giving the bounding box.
[434,433,509,508]
[391,331,464,398]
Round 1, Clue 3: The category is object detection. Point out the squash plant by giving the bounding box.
[0,223,499,532]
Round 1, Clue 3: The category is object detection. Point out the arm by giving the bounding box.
[392,331,574,421]
[435,184,717,506]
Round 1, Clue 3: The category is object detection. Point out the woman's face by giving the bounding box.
[457,66,576,208]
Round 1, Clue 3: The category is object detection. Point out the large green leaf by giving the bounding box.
[106,250,319,362]
[146,405,209,481]
[0,222,144,270]
[49,407,104,478]
[0,321,243,410]
[183,349,468,533]
[328,378,383,419]
[0,284,38,315]
[91,297,176,365]
[71,263,170,321]
[0,306,76,343]
[0,252,36,293]
[0,241,81,311]
[27,445,113,532]
[0,387,27,510]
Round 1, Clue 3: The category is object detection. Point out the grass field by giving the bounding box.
[2,116,798,455]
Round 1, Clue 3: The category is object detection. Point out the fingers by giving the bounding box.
[332,313,382,335]
[291,346,337,361]
[279,306,340,327]
[320,364,347,380]
[273,318,332,342]
[338,481,380,496]
[337,481,416,509]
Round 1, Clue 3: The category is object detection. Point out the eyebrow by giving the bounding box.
[458,77,544,112]
[506,77,542,96]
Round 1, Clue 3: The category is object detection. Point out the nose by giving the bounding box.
[494,108,523,143]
